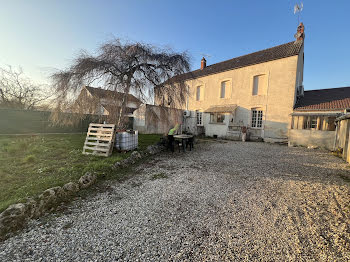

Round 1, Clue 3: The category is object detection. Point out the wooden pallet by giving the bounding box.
[82,123,116,157]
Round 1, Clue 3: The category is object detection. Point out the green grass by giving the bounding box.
[0,133,161,212]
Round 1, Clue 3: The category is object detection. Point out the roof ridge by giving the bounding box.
[164,40,303,83]
[295,86,350,111]
[84,86,141,102]
[304,86,350,93]
[203,41,298,69]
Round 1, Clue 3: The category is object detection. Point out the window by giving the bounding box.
[310,117,317,129]
[217,114,225,123]
[292,115,336,131]
[196,86,201,101]
[252,74,266,96]
[303,116,318,129]
[251,109,263,128]
[210,113,225,123]
[220,81,226,98]
[252,75,259,95]
[196,111,203,126]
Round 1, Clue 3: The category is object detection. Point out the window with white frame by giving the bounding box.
[251,109,263,128]
[302,116,319,130]
[196,111,203,126]
[220,81,226,98]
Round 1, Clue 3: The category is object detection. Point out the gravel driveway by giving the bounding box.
[1,141,350,261]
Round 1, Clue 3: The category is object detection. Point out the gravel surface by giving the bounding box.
[1,141,350,261]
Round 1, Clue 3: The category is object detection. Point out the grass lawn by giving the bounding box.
[0,133,161,212]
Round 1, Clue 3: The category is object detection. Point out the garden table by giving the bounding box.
[173,134,194,152]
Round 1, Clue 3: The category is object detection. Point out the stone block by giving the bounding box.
[78,173,97,189]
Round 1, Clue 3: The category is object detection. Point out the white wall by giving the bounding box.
[204,113,230,137]
[289,129,335,150]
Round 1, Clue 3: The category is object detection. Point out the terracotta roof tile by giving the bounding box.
[294,87,350,111]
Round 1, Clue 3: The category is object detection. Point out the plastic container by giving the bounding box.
[115,130,138,151]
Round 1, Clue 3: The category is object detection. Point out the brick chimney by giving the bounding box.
[295,22,305,41]
[201,57,206,70]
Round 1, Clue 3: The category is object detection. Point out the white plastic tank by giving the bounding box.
[115,130,138,151]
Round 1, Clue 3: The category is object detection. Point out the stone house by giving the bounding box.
[155,24,305,142]
[76,86,141,116]
[289,87,350,149]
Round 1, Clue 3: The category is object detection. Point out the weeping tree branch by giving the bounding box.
[0,66,51,110]
[51,39,190,128]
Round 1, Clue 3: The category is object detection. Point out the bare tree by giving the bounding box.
[0,66,51,110]
[51,39,190,128]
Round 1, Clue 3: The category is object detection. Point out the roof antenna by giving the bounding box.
[294,2,303,24]
[200,53,212,59]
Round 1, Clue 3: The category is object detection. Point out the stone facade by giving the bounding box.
[156,45,304,141]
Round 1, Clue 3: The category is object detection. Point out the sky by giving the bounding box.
[0,0,349,91]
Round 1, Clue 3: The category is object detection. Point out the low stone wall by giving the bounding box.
[0,144,165,241]
[0,173,96,241]
[288,129,335,150]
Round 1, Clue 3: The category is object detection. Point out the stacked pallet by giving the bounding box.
[82,123,116,157]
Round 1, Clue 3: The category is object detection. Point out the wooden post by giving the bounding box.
[317,116,321,130]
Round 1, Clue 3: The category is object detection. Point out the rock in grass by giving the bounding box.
[112,150,145,169]
[114,158,131,168]
[113,162,122,169]
[78,173,97,189]
[1,203,26,219]
[38,188,58,212]
[130,151,141,160]
[50,186,65,199]
[62,182,80,195]
[24,198,38,218]
[0,203,27,234]
[146,145,164,155]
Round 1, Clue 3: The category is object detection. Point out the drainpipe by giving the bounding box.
[263,70,271,140]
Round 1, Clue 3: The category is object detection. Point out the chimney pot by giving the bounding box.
[201,57,206,70]
[295,22,305,41]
